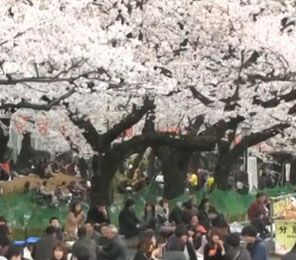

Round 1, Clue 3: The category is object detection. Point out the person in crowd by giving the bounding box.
[169,203,185,225]
[84,220,101,245]
[282,241,296,260]
[99,225,127,260]
[65,202,84,240]
[49,217,64,242]
[119,198,141,238]
[0,236,10,258]
[193,225,208,255]
[72,227,97,260]
[87,200,110,226]
[241,226,269,260]
[32,226,59,260]
[188,171,198,192]
[182,199,197,225]
[0,217,10,238]
[143,202,157,229]
[39,181,58,205]
[203,229,226,260]
[224,233,251,260]
[3,245,22,260]
[132,168,146,191]
[166,224,197,260]
[156,198,170,225]
[55,182,72,202]
[51,242,68,260]
[208,207,228,229]
[198,198,211,230]
[134,236,160,260]
[44,161,54,178]
[247,193,267,221]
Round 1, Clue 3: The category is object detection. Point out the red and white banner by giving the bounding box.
[13,116,28,134]
[36,118,49,136]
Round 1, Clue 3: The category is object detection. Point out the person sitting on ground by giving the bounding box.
[143,202,158,230]
[39,181,57,205]
[23,181,30,194]
[87,200,110,227]
[65,202,85,240]
[119,198,141,239]
[84,220,101,245]
[156,198,170,225]
[134,236,160,260]
[224,233,251,260]
[98,225,127,260]
[0,217,11,238]
[166,224,197,260]
[72,227,97,260]
[169,203,185,225]
[32,226,59,260]
[203,228,226,260]
[49,217,64,242]
[241,226,269,260]
[51,242,68,260]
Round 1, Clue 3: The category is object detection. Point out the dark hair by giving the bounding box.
[74,247,90,260]
[0,235,10,247]
[208,207,218,215]
[61,182,66,186]
[77,227,87,238]
[144,202,155,219]
[227,233,240,247]
[137,237,154,258]
[42,181,47,186]
[256,192,265,199]
[46,226,57,235]
[159,198,168,207]
[96,200,106,207]
[208,229,223,248]
[50,217,59,224]
[70,202,82,216]
[5,245,21,259]
[0,216,7,225]
[198,198,210,210]
[125,198,135,209]
[242,226,258,237]
[84,220,95,226]
[175,224,187,238]
[51,242,68,260]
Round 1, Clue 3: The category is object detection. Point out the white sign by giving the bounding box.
[248,156,258,192]
[285,163,291,182]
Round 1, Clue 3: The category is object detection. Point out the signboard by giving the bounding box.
[248,156,258,192]
[275,220,296,255]
[285,163,291,182]
[272,195,296,219]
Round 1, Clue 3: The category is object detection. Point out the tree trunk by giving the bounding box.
[157,147,192,200]
[0,128,9,162]
[17,133,32,167]
[215,159,232,190]
[91,152,120,206]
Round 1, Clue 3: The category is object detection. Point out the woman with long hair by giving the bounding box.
[203,229,225,260]
[51,243,68,260]
[65,202,84,240]
[143,202,157,229]
[134,237,159,260]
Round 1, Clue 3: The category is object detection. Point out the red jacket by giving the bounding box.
[248,200,264,220]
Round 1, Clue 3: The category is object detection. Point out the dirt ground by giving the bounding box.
[0,173,82,194]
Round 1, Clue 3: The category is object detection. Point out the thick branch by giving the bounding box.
[256,88,296,108]
[0,87,76,111]
[101,96,154,145]
[189,87,214,106]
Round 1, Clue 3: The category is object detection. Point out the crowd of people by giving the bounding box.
[0,190,285,260]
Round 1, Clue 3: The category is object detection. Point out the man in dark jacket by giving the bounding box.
[87,200,110,226]
[99,225,127,260]
[208,207,228,229]
[242,226,269,260]
[119,198,141,238]
[72,227,97,260]
[32,226,59,260]
[225,233,251,260]
[49,217,64,242]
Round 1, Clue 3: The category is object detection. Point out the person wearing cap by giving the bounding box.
[119,198,141,238]
[225,233,251,260]
[241,226,268,260]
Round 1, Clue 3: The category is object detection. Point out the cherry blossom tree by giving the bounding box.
[1,0,296,201]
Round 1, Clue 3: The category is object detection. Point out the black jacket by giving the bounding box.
[87,207,111,224]
[102,237,127,260]
[32,235,59,260]
[119,208,140,238]
[225,247,251,260]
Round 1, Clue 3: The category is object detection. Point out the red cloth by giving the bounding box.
[0,162,10,174]
[248,200,264,220]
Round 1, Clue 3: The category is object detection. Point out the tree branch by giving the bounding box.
[189,87,214,106]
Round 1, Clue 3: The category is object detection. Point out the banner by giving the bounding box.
[248,156,258,192]
[36,118,49,136]
[13,116,28,134]
[272,194,296,219]
[285,163,291,182]
[275,220,296,255]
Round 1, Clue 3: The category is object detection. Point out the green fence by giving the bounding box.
[0,184,295,237]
